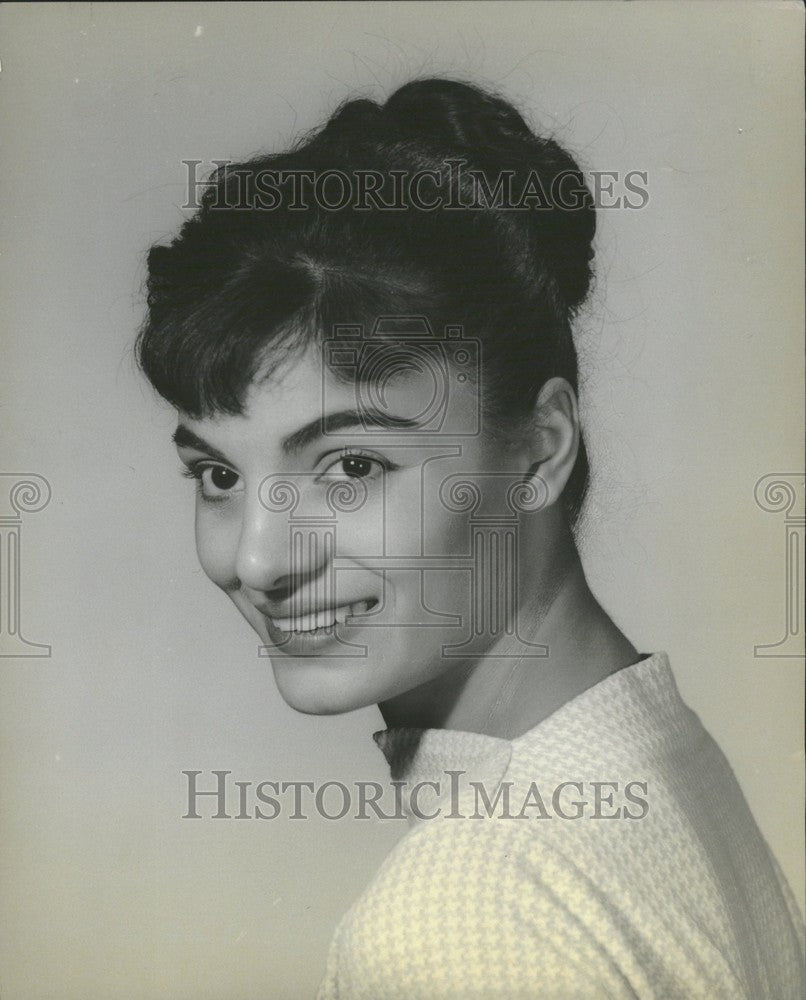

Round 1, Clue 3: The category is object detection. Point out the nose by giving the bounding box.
[234,492,331,599]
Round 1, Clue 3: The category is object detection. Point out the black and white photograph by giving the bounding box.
[1,3,804,998]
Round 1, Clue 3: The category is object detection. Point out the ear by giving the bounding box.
[524,377,580,511]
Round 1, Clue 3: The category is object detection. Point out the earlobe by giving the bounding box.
[525,377,580,511]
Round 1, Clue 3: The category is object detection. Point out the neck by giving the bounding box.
[378,544,638,738]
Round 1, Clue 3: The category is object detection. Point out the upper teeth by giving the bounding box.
[272,600,373,634]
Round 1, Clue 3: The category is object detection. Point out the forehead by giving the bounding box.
[182,340,482,445]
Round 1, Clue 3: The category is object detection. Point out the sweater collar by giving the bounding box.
[372,652,677,820]
[372,727,513,824]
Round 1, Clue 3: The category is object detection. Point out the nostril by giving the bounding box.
[263,581,295,602]
[239,579,292,605]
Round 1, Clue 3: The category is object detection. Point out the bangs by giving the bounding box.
[137,249,316,417]
[137,240,445,418]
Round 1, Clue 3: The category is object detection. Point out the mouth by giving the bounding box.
[266,598,378,638]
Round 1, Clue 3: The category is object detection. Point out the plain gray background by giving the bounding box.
[1,3,803,998]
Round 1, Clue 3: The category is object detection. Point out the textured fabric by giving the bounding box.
[316,652,805,999]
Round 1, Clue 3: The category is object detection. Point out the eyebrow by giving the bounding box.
[286,408,422,453]
[172,425,231,462]
[172,408,422,461]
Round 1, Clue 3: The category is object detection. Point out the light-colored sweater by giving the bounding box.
[316,652,805,999]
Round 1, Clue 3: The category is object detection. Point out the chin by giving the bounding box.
[269,655,385,716]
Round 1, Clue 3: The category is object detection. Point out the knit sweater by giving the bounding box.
[316,652,805,999]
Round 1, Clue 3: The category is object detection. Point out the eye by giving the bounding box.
[319,451,389,481]
[204,466,240,492]
[182,462,242,500]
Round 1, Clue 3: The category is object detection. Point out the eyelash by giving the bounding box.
[319,448,399,480]
[180,461,215,481]
[179,449,399,497]
[181,463,200,480]
[180,461,239,504]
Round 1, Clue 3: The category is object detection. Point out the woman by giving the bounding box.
[137,78,804,998]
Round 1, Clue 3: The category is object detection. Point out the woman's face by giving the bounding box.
[174,341,543,715]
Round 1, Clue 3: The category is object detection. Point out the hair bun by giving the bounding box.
[384,78,534,150]
[315,97,385,144]
[382,79,595,309]
[305,79,594,311]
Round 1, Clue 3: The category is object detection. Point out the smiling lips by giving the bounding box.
[269,598,377,636]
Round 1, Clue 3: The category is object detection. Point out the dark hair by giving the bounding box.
[137,78,596,524]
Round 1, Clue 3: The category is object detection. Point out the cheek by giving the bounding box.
[331,475,422,557]
[194,504,240,589]
[422,488,472,557]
